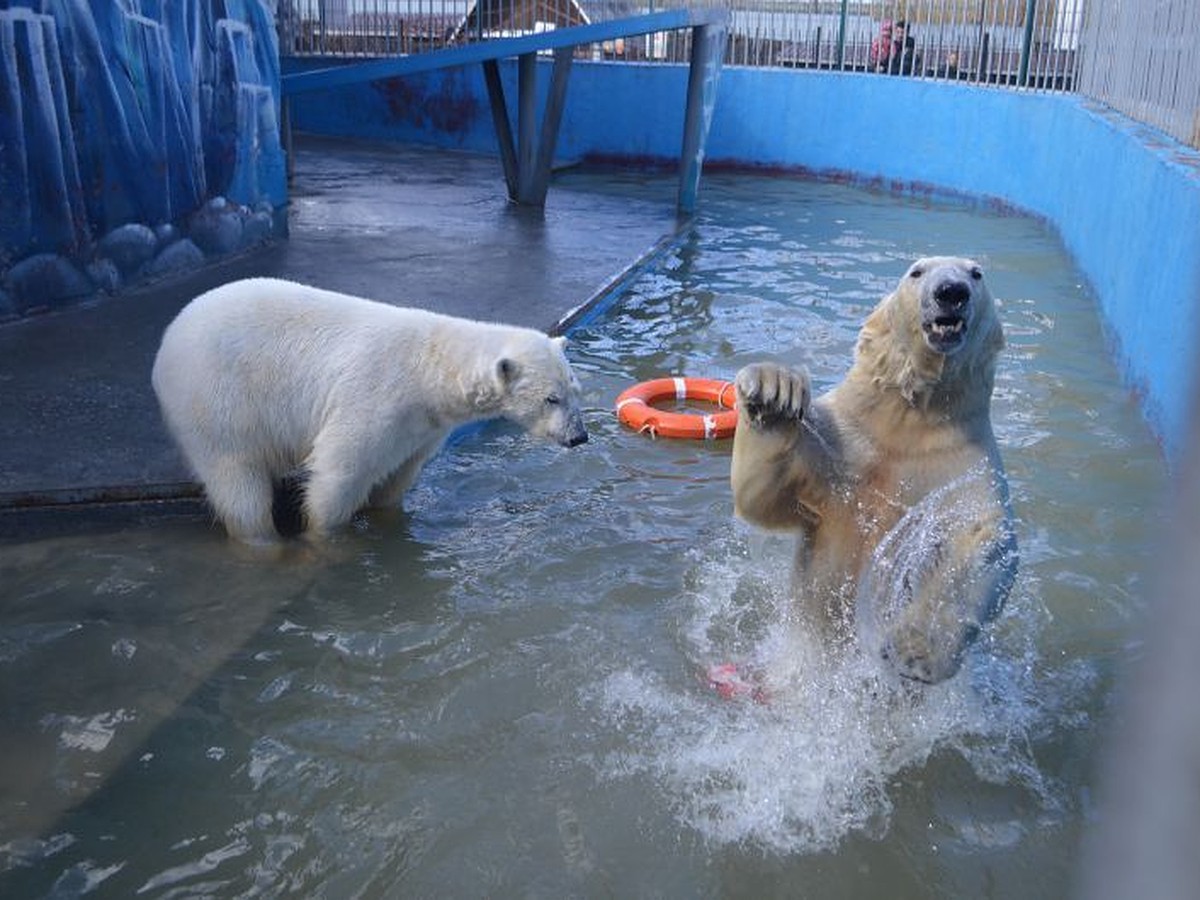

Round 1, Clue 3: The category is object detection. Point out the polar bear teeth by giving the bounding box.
[929,318,964,335]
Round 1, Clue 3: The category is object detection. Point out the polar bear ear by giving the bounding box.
[465,358,519,410]
[496,357,521,387]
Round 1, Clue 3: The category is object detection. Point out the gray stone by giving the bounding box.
[86,258,122,294]
[188,198,245,256]
[4,253,95,313]
[154,223,181,248]
[142,238,205,280]
[98,223,159,274]
[242,210,275,246]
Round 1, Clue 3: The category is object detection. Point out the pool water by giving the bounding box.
[0,173,1169,897]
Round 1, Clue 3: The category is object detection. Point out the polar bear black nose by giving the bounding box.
[934,280,971,309]
[560,413,589,447]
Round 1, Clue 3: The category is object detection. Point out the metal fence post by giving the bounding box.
[836,0,849,70]
[1019,0,1038,86]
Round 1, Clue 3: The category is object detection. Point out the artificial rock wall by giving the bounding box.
[0,0,287,317]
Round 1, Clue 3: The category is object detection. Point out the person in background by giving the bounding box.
[888,19,922,76]
[937,49,961,80]
[869,20,893,73]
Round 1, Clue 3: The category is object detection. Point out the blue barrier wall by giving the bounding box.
[705,69,1200,466]
[286,59,1200,461]
[0,1,287,317]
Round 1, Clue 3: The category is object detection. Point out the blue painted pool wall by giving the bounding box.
[282,57,695,159]
[286,60,1200,461]
[285,58,497,148]
[705,68,1200,464]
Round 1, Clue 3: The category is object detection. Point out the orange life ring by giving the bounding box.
[615,377,738,440]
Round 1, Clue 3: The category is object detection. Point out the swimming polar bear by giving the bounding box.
[730,257,1017,683]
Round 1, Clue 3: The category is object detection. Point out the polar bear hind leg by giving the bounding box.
[195,455,278,544]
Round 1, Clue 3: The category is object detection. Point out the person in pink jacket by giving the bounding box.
[869,19,893,72]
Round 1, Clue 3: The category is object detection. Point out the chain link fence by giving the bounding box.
[278,1,1200,149]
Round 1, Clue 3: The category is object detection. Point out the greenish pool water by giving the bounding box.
[0,172,1168,898]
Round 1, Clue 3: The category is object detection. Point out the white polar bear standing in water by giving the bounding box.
[731,257,1018,684]
[152,277,588,543]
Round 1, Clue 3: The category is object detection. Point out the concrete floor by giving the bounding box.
[0,135,678,534]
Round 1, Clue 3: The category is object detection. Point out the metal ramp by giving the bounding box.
[281,9,728,214]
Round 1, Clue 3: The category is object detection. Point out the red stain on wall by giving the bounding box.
[372,71,481,136]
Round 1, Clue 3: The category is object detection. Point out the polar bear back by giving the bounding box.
[155,280,453,468]
[157,278,484,407]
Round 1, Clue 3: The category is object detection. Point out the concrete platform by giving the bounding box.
[0,134,677,534]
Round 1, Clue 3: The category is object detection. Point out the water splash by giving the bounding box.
[595,530,1079,855]
[855,463,1019,684]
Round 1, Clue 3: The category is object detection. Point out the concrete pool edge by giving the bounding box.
[551,226,689,337]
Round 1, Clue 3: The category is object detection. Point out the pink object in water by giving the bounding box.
[706,663,768,703]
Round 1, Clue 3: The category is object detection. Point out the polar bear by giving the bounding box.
[730,257,1017,683]
[152,277,588,543]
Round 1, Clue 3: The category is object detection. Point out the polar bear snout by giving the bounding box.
[921,274,976,355]
[902,257,991,357]
[512,390,588,448]
[933,279,971,309]
[560,411,588,447]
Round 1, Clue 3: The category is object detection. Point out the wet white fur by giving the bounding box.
[730,257,1016,683]
[153,277,585,543]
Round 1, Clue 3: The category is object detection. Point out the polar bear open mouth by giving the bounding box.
[922,314,967,353]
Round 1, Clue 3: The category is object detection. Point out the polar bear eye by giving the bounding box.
[545,394,561,406]
[909,267,924,279]
[970,266,984,280]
